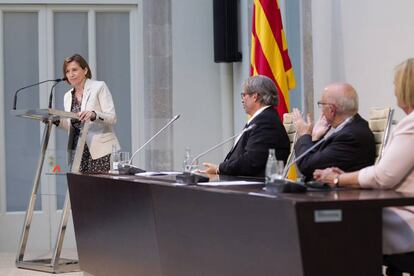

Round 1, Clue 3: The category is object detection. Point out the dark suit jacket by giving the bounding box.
[294,113,376,180]
[219,107,290,177]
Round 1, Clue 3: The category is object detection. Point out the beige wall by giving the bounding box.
[171,0,252,169]
[312,0,414,121]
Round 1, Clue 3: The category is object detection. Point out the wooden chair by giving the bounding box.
[368,107,394,164]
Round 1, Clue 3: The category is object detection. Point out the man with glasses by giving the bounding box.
[201,75,290,176]
[292,82,375,180]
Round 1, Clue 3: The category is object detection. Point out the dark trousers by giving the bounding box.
[384,252,414,276]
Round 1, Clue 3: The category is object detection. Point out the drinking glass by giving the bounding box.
[118,152,130,168]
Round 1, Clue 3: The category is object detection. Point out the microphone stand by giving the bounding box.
[48,78,66,108]
[128,114,180,165]
[176,124,257,185]
[190,124,256,167]
[117,114,181,175]
[13,78,65,110]
[282,136,327,177]
[268,118,354,193]
[265,137,327,194]
[282,116,353,177]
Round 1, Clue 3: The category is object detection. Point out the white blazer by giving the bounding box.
[59,78,120,159]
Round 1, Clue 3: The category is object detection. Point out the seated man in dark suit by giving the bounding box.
[201,75,290,176]
[292,82,375,180]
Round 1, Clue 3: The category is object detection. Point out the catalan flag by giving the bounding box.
[251,0,297,179]
[250,0,296,119]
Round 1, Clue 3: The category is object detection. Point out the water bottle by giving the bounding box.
[110,144,119,173]
[182,147,191,172]
[265,149,277,183]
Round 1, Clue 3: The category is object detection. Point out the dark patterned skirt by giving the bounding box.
[68,94,110,174]
[79,144,111,174]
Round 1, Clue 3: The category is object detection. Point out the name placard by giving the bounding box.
[314,209,342,223]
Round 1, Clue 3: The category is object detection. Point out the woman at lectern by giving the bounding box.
[56,53,120,173]
[314,58,414,270]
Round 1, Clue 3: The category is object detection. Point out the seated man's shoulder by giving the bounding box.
[336,124,373,142]
[331,117,375,151]
[260,108,282,123]
[341,114,373,136]
[353,116,375,136]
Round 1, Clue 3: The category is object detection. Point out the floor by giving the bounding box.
[1,251,408,276]
[0,252,88,276]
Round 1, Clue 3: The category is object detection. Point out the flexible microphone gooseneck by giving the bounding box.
[118,114,180,175]
[282,116,354,177]
[128,114,181,166]
[282,135,327,177]
[48,77,67,108]
[190,124,257,166]
[176,124,257,185]
[13,78,66,110]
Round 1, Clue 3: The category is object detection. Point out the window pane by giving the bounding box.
[4,12,41,211]
[96,12,131,153]
[53,12,88,209]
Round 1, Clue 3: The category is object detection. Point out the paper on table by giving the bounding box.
[197,181,263,186]
[135,171,181,176]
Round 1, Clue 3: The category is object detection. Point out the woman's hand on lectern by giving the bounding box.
[78,111,96,122]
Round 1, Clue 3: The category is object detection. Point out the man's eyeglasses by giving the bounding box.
[317,101,334,108]
[240,92,248,98]
[240,92,256,99]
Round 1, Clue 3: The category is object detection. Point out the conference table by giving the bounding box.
[67,173,414,276]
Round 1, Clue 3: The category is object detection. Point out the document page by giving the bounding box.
[197,181,263,186]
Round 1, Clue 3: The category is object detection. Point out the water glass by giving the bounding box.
[111,152,119,172]
[118,152,130,167]
[185,159,199,172]
[274,160,285,180]
[111,151,130,172]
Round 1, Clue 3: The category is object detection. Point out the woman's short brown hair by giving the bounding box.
[395,58,414,109]
[62,54,92,82]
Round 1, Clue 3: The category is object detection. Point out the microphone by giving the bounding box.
[282,116,353,177]
[118,114,181,175]
[190,124,257,166]
[13,77,67,110]
[176,124,256,185]
[48,77,68,108]
[272,134,333,194]
[282,135,327,177]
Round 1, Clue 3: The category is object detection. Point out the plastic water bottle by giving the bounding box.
[265,148,285,183]
[265,149,277,183]
[182,147,191,172]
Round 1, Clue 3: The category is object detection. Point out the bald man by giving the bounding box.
[292,82,375,180]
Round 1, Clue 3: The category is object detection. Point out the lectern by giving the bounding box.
[10,108,89,273]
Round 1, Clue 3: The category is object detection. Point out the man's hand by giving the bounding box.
[312,114,330,141]
[292,108,313,136]
[200,162,219,174]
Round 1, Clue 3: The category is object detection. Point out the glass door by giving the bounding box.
[0,3,137,253]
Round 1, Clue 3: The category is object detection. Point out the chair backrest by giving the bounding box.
[368,107,394,164]
[283,112,297,178]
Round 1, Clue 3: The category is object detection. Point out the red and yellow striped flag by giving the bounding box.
[250,0,296,118]
[251,0,297,179]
